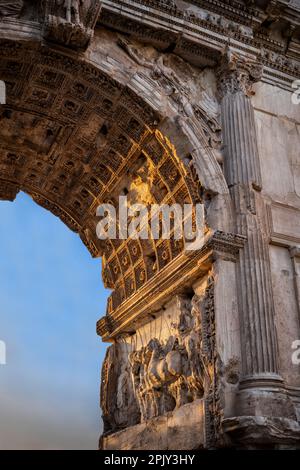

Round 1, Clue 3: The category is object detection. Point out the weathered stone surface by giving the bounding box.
[223,416,300,448]
[101,400,205,450]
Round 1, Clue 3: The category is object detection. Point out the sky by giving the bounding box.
[0,192,109,450]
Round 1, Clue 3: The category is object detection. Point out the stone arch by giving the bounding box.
[0,27,232,317]
[2,0,300,452]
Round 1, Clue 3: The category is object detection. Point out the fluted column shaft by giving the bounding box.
[218,51,280,382]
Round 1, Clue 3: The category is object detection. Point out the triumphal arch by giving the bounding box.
[0,0,300,449]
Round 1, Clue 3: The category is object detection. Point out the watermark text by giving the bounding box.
[0,340,6,365]
[292,340,300,365]
[0,80,6,104]
[96,197,206,251]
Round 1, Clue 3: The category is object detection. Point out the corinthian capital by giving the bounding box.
[217,48,263,99]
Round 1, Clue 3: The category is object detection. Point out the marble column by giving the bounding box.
[217,50,283,398]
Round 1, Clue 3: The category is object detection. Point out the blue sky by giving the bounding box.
[0,192,109,449]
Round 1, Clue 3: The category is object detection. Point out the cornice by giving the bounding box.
[99,0,300,90]
[189,0,258,25]
[190,0,300,25]
[96,230,246,342]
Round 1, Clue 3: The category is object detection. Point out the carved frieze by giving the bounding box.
[128,296,205,423]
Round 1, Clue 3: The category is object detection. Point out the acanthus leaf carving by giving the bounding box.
[217,47,263,98]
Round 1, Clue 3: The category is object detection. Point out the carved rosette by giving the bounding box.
[43,0,102,49]
[217,49,263,98]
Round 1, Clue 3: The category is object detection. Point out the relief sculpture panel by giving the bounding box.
[101,278,218,440]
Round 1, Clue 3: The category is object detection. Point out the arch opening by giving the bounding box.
[0,190,109,450]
